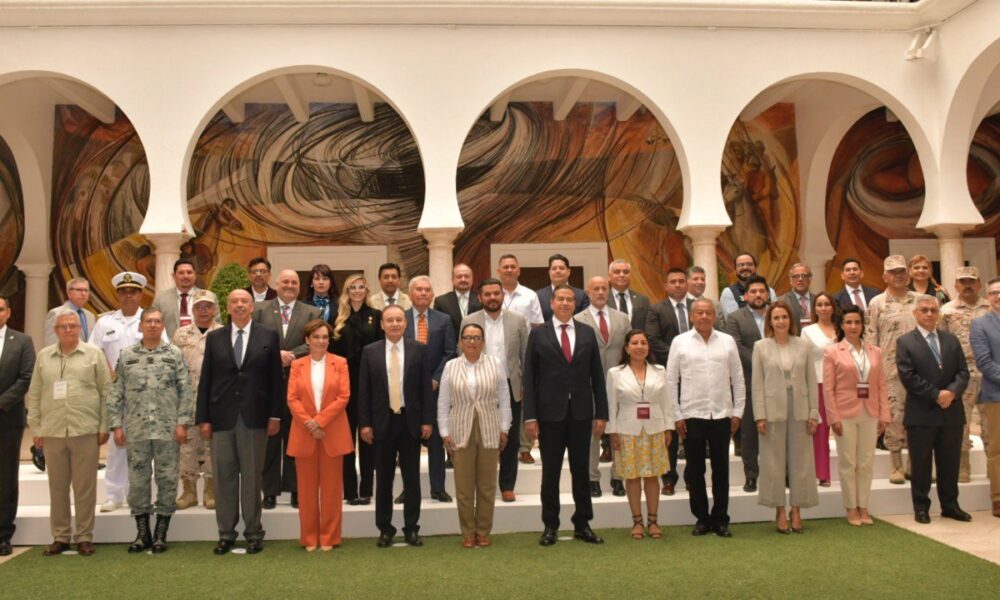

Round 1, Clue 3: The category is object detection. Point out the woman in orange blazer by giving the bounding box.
[288,319,353,551]
[822,306,891,527]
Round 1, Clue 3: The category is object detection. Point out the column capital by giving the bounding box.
[923,224,968,240]
[419,227,463,249]
[679,224,725,244]
[15,262,54,279]
[145,232,192,254]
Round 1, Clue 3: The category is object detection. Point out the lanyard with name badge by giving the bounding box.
[851,345,869,399]
[632,366,650,419]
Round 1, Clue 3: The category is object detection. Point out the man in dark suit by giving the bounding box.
[252,270,322,509]
[433,263,482,342]
[196,290,284,555]
[644,267,692,495]
[403,276,456,502]
[244,257,278,303]
[358,304,433,547]
[832,257,880,312]
[524,285,609,546]
[726,275,770,493]
[608,258,650,330]
[780,263,815,329]
[536,253,589,322]
[897,295,972,524]
[0,295,36,556]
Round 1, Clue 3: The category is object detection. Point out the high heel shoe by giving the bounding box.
[790,508,804,533]
[646,514,662,540]
[775,509,791,534]
[631,514,645,540]
[846,508,862,527]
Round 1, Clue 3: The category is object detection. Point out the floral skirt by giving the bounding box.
[615,430,669,480]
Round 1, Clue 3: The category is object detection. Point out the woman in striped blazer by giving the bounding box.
[438,323,512,548]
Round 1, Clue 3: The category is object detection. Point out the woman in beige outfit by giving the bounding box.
[752,301,820,533]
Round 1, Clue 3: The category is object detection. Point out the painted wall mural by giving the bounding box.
[0,135,25,296]
[825,109,1000,292]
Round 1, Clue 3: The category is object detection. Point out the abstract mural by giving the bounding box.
[0,135,25,296]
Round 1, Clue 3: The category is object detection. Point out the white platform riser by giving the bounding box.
[14,446,990,505]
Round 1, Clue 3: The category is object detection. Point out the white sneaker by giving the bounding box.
[100,499,122,513]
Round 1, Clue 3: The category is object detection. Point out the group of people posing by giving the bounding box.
[0,249,998,558]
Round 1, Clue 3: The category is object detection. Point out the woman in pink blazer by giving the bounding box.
[287,320,353,551]
[822,306,891,526]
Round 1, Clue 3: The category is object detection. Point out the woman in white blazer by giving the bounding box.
[607,329,674,540]
[752,301,820,534]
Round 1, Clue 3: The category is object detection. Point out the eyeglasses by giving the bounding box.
[461,336,484,342]
[988,290,1000,297]
[790,274,812,280]
[348,285,367,291]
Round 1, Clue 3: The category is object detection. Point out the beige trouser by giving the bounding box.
[452,415,499,538]
[982,403,1000,502]
[884,389,907,453]
[758,391,819,509]
[179,428,213,481]
[834,412,878,509]
[45,434,99,543]
[962,379,989,453]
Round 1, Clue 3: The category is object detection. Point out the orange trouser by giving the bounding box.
[295,451,344,548]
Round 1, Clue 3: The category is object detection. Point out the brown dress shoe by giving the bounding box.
[43,541,71,556]
[462,537,476,548]
[501,490,516,502]
[661,482,675,496]
[993,501,1000,518]
[476,535,491,547]
[76,542,96,556]
[518,451,535,464]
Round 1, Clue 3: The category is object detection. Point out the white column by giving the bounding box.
[927,225,965,299]
[420,227,462,297]
[682,225,724,301]
[145,232,190,293]
[17,262,53,349]
[801,252,832,295]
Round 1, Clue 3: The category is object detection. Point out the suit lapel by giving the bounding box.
[0,332,13,368]
[545,321,571,364]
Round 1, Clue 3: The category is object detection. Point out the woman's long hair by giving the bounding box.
[333,273,369,341]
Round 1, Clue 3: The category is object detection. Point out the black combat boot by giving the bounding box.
[151,515,171,554]
[128,514,152,553]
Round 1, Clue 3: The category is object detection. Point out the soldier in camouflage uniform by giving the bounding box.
[108,308,194,554]
[865,255,918,484]
[172,290,223,509]
[941,267,990,482]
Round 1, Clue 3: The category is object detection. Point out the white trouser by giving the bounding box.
[103,440,130,502]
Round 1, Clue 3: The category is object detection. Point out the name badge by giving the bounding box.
[54,381,68,400]
[637,405,650,420]
[857,383,870,399]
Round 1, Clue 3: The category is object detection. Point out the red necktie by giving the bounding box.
[417,313,428,344]
[560,324,572,363]
[799,295,810,320]
[853,289,864,309]
[179,293,191,327]
[598,310,609,344]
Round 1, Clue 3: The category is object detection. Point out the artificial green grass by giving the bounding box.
[3,519,998,599]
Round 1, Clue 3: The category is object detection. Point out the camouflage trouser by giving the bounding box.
[179,429,213,481]
[963,378,990,453]
[126,439,180,516]
[885,378,907,452]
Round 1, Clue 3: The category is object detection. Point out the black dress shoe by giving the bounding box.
[0,541,12,556]
[30,446,45,472]
[941,507,973,522]
[691,522,711,536]
[394,491,405,504]
[262,495,277,510]
[573,527,604,544]
[347,497,361,506]
[445,457,454,469]
[431,490,453,502]
[246,540,263,554]
[611,480,626,497]
[713,524,733,538]
[743,479,757,493]
[290,493,298,509]
[589,482,602,498]
[358,496,372,505]
[376,532,394,548]
[538,528,558,546]
[213,540,234,555]
[404,531,423,547]
[914,510,931,524]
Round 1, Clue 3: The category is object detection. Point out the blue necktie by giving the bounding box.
[234,329,244,367]
[927,332,942,365]
[77,308,88,340]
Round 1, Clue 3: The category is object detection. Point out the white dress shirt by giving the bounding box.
[310,358,325,411]
[845,285,867,311]
[0,325,6,358]
[231,321,252,366]
[385,338,406,407]
[552,317,576,354]
[612,289,633,316]
[503,284,544,326]
[483,311,507,362]
[251,287,270,303]
[666,329,746,420]
[849,343,871,382]
[588,305,611,335]
[456,291,471,316]
[381,291,401,306]
[800,323,836,382]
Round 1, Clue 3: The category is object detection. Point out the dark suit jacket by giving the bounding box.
[433,291,482,341]
[832,286,880,311]
[195,322,285,431]
[405,308,455,383]
[357,338,434,440]
[329,304,383,396]
[252,299,322,358]
[726,306,764,385]
[522,321,609,422]
[244,285,278,301]
[536,285,590,323]
[897,328,969,428]
[0,328,36,426]
[645,297,693,365]
[610,288,650,331]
